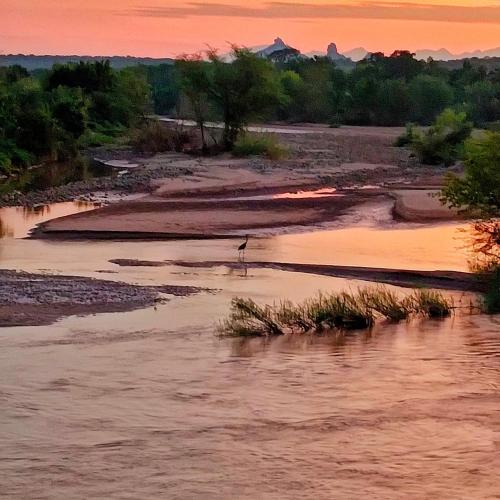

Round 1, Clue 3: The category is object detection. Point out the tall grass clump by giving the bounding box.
[218,297,284,337]
[275,300,314,333]
[319,292,374,330]
[232,133,289,160]
[218,286,455,337]
[467,253,500,314]
[358,287,412,322]
[405,289,453,318]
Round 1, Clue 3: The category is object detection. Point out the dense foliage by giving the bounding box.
[409,109,473,166]
[176,48,284,149]
[442,132,500,214]
[441,132,500,313]
[164,49,500,154]
[0,61,150,174]
[2,49,499,170]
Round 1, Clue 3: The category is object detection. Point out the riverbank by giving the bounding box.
[0,269,203,327]
[1,124,458,209]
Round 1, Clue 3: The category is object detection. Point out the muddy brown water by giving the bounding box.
[0,200,499,499]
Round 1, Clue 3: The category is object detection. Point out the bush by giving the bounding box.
[410,109,473,165]
[394,123,416,147]
[441,133,500,214]
[232,133,289,160]
[0,138,32,174]
[130,121,193,154]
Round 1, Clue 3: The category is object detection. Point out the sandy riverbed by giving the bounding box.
[31,124,461,239]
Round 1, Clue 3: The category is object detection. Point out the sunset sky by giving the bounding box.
[3,0,500,57]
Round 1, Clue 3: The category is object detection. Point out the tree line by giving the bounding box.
[173,48,500,135]
[1,48,500,173]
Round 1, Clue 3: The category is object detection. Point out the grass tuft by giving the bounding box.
[218,297,284,337]
[405,289,453,318]
[358,286,411,322]
[219,286,455,337]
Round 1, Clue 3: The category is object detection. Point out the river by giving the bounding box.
[0,200,498,499]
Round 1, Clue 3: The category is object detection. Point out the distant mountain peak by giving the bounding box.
[342,47,369,61]
[327,42,347,61]
[256,37,296,57]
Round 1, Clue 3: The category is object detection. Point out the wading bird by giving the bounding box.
[238,234,249,261]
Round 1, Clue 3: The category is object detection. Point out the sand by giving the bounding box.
[35,192,382,239]
[392,189,461,221]
[31,126,462,239]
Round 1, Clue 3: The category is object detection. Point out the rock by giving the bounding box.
[327,43,347,61]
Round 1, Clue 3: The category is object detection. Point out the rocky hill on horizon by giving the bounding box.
[2,39,500,71]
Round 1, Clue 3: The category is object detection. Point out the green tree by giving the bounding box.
[176,55,212,151]
[441,132,500,214]
[464,81,500,126]
[208,47,284,149]
[408,75,454,124]
[145,64,180,115]
[51,86,88,139]
[113,67,151,126]
[441,132,500,313]
[375,79,411,125]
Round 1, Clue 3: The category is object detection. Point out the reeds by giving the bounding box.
[358,286,412,322]
[218,286,454,337]
[405,289,453,318]
[219,297,284,337]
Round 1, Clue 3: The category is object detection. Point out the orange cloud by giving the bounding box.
[130,1,500,24]
[2,0,500,57]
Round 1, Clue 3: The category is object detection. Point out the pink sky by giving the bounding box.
[3,0,500,57]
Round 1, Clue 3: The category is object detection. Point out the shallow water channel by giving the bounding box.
[0,199,499,499]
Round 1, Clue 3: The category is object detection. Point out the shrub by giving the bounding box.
[0,139,32,174]
[441,134,500,215]
[410,109,473,166]
[394,123,416,147]
[232,133,289,160]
